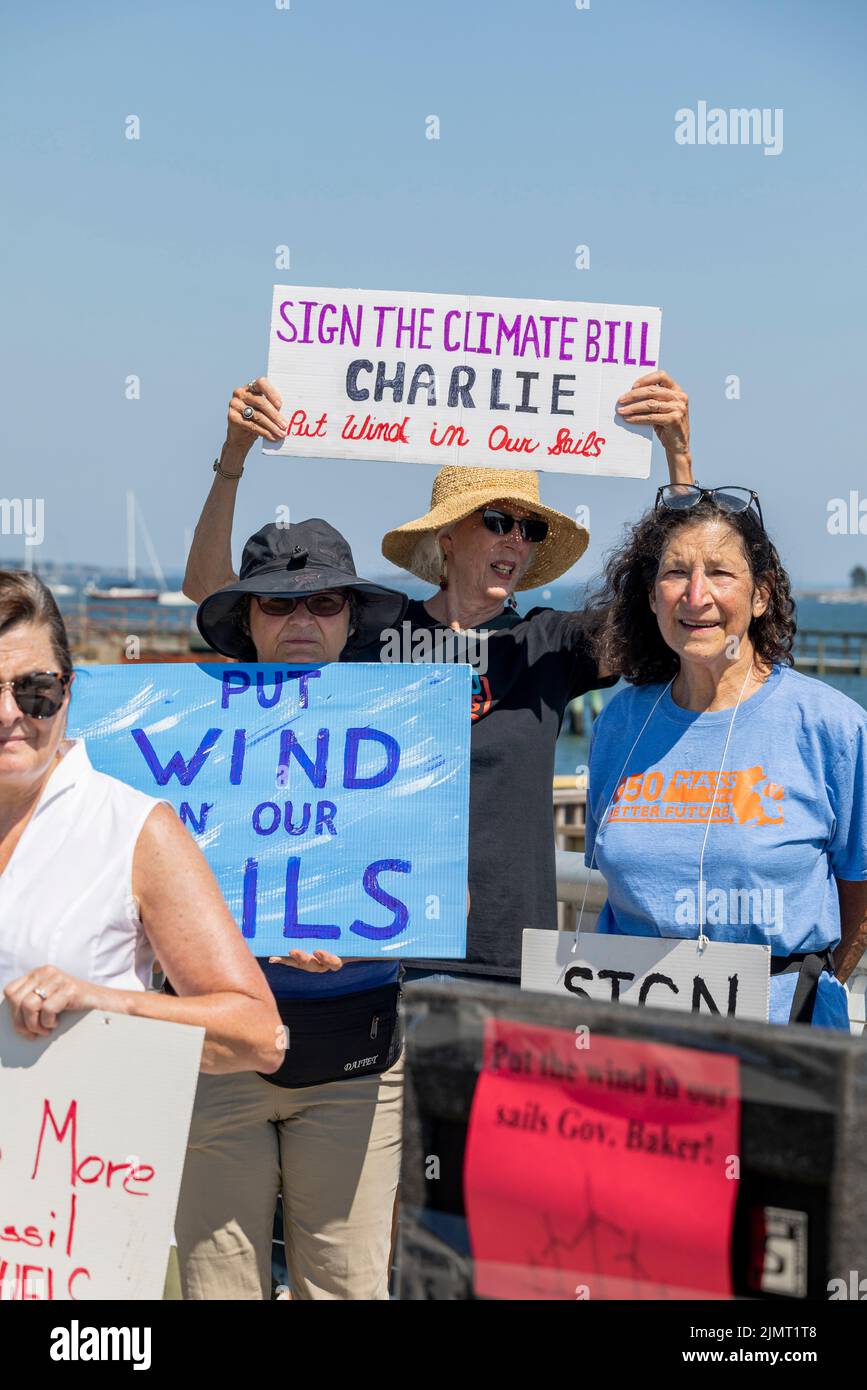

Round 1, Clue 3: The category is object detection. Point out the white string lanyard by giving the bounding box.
[574,662,755,954]
[573,679,673,951]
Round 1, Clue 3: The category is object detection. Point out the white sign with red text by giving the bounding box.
[0,1003,203,1301]
[263,285,662,477]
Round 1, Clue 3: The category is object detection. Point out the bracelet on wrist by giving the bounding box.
[213,456,244,480]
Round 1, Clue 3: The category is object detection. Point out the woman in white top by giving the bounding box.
[0,570,283,1074]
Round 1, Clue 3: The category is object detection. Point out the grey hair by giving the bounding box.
[411,530,448,586]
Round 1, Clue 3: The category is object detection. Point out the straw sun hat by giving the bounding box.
[381,467,589,591]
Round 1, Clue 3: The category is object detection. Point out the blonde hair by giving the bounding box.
[410,532,447,587]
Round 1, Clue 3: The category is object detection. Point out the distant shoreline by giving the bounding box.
[795,588,867,605]
[2,560,866,609]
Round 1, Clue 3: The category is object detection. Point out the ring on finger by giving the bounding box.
[245,381,259,393]
[32,987,48,1000]
[242,405,255,421]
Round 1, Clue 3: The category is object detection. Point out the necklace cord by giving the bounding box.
[694,662,754,948]
[573,662,757,956]
[572,679,674,952]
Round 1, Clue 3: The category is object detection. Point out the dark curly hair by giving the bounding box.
[584,497,796,685]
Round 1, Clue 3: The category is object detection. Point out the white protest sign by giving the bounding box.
[263,285,662,477]
[0,1003,203,1301]
[521,929,770,1021]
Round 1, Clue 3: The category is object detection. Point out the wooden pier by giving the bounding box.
[792,629,867,676]
[64,600,212,664]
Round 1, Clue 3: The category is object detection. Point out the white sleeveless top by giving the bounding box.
[0,739,164,993]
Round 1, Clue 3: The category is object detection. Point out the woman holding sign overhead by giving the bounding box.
[0,571,282,1072]
[184,368,693,978]
[582,487,867,1026]
[177,366,691,1302]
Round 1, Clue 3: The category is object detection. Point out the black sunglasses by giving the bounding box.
[255,591,349,619]
[655,484,765,530]
[0,671,70,719]
[479,508,549,544]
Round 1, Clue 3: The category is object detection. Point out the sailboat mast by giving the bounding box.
[127,489,136,583]
[136,502,167,591]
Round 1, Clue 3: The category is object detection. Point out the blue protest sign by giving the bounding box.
[68,662,471,959]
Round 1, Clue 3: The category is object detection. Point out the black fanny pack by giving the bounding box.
[261,982,403,1089]
[770,948,837,1024]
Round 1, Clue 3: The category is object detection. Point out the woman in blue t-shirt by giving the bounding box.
[584,484,867,1028]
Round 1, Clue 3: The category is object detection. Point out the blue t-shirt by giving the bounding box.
[585,665,867,1027]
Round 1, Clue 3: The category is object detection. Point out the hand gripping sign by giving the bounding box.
[68,662,471,960]
[263,285,662,477]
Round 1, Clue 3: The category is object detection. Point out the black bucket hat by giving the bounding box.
[196,519,407,660]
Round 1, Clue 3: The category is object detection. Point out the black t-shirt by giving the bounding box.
[351,599,617,972]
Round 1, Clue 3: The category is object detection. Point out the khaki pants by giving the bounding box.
[175,1055,404,1300]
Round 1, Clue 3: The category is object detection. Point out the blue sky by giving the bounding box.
[2,0,865,587]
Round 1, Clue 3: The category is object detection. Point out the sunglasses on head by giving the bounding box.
[255,591,349,619]
[0,671,70,719]
[479,508,549,544]
[655,484,765,530]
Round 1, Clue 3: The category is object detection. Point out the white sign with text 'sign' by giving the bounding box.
[521,929,770,1021]
[263,285,662,477]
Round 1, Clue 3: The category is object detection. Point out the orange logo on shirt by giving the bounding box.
[470,673,493,721]
[607,766,785,827]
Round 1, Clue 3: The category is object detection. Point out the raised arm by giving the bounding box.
[183,376,289,603]
[588,371,693,677]
[616,369,693,484]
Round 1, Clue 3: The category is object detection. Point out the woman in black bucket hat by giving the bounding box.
[196,517,407,663]
[174,518,409,1302]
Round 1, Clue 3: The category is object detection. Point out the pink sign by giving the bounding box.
[463,1020,740,1300]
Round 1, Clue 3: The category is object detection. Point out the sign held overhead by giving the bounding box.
[263,285,662,477]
